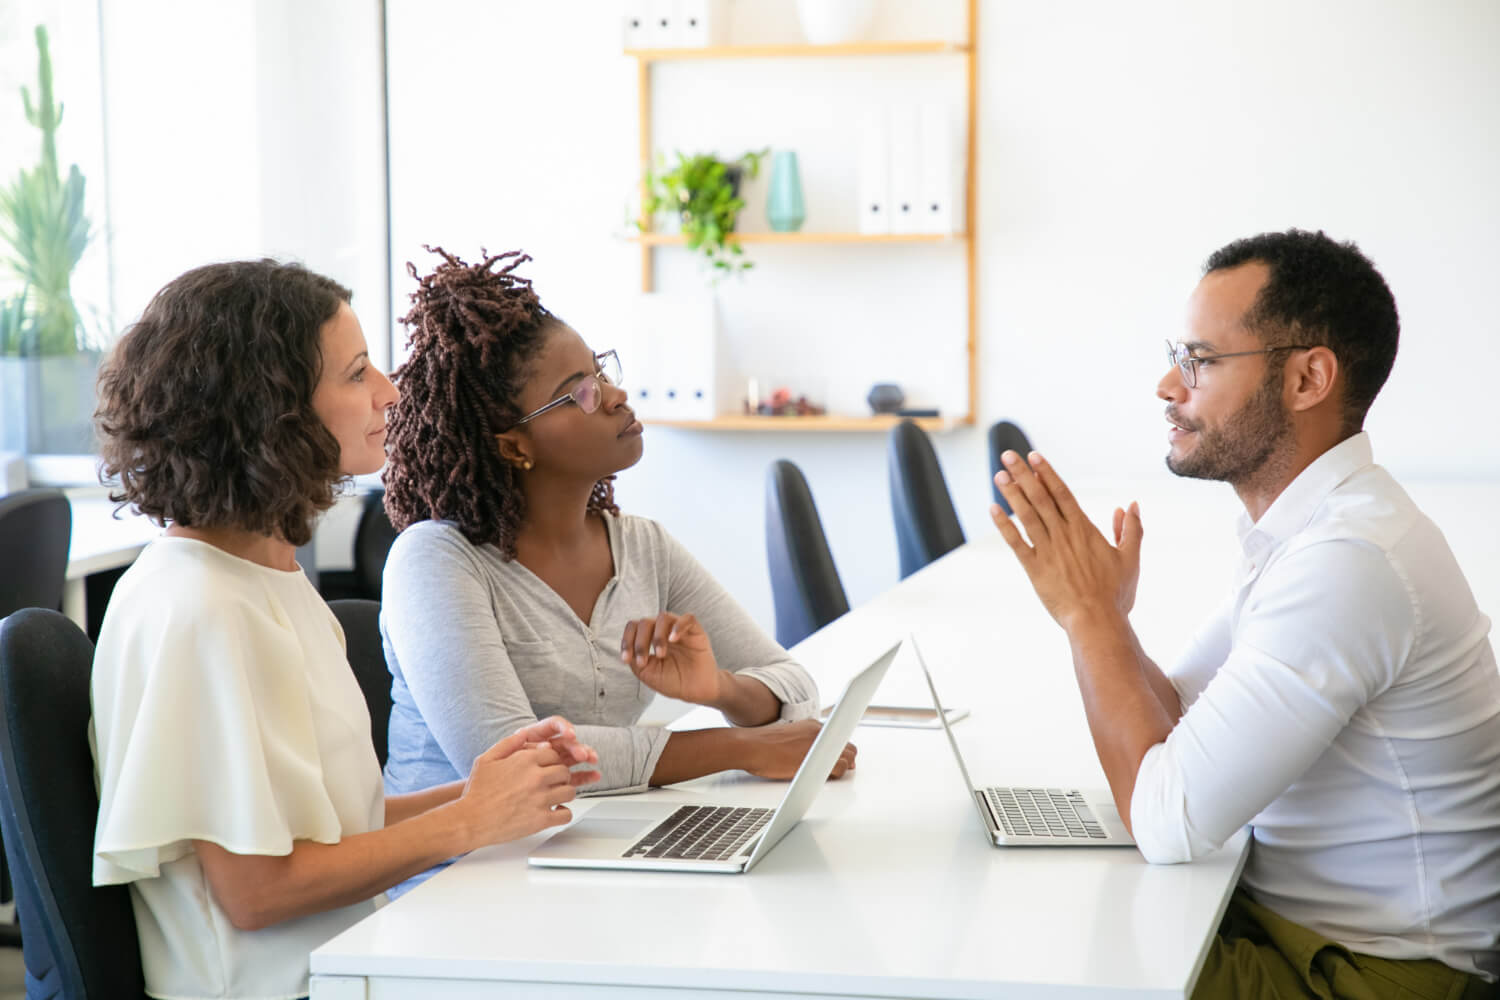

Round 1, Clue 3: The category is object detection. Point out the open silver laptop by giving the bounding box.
[528,641,899,873]
[911,636,1134,847]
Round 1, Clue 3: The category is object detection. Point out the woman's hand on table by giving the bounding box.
[741,719,856,780]
[459,717,600,847]
[514,715,600,772]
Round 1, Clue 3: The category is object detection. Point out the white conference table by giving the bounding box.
[308,478,1498,999]
[310,483,1282,1000]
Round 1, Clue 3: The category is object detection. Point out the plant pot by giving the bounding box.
[675,164,743,234]
[0,353,102,454]
[722,164,744,200]
[795,0,875,45]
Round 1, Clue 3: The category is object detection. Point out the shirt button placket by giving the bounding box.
[585,626,605,701]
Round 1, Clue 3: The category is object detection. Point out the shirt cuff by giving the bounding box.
[576,723,670,795]
[1131,740,1234,865]
[734,665,819,722]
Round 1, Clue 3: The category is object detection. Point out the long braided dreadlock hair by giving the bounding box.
[382,247,618,559]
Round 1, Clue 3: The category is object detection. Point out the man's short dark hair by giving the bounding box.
[1205,229,1399,431]
[96,259,351,547]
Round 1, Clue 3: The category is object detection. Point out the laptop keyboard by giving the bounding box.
[623,805,774,861]
[984,787,1107,839]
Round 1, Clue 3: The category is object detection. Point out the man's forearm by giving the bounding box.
[1127,629,1183,722]
[1065,612,1177,831]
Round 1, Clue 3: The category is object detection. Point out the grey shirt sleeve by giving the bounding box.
[381,523,667,793]
[654,522,820,721]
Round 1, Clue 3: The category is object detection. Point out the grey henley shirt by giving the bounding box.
[379,513,819,891]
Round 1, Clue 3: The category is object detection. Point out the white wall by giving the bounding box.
[98,0,390,368]
[379,0,1500,634]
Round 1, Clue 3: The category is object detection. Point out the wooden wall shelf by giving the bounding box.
[633,231,963,246]
[645,415,967,433]
[627,42,968,62]
[634,2,979,429]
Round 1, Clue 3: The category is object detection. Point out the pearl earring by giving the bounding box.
[521,459,533,471]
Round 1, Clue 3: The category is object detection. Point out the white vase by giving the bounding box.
[795,0,875,45]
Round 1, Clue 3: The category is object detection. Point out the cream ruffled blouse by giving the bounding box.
[91,537,384,1000]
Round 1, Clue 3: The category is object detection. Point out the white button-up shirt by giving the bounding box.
[1131,433,1500,980]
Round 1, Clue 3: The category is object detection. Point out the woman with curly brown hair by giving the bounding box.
[380,248,852,893]
[89,259,599,1000]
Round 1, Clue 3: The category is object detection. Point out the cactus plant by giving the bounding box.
[0,289,29,355]
[0,25,94,357]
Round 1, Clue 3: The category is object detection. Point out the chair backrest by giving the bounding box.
[986,420,1035,514]
[764,460,850,649]
[328,599,393,769]
[0,489,72,620]
[0,609,145,999]
[353,491,398,602]
[887,420,965,579]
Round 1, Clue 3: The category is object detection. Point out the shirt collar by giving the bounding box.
[1236,432,1375,555]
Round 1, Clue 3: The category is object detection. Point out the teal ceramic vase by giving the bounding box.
[766,151,806,233]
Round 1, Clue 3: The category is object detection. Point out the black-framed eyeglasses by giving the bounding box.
[514,350,623,425]
[1164,340,1312,389]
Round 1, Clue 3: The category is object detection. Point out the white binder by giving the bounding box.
[918,102,960,234]
[675,0,728,47]
[645,0,676,48]
[621,1,651,49]
[887,102,922,235]
[624,293,720,422]
[857,106,891,235]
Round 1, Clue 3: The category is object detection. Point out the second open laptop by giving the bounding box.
[528,640,899,873]
[910,635,1135,847]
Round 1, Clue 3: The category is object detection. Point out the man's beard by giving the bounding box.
[1166,373,1292,485]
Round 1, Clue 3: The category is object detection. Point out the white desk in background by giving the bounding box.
[61,490,352,628]
[310,485,1280,1000]
[63,493,160,628]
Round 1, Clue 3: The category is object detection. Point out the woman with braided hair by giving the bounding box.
[89,260,599,999]
[380,247,852,894]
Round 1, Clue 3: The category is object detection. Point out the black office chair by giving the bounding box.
[887,420,965,579]
[765,460,851,648]
[0,488,73,916]
[328,599,393,769]
[0,609,146,999]
[352,491,398,601]
[986,420,1035,514]
[0,489,72,619]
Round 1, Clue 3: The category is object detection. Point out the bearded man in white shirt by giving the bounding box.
[991,229,1500,1000]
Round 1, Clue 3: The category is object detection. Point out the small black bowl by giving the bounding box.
[867,383,905,414]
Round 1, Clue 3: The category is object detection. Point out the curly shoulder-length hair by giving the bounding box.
[95,259,350,548]
[383,247,617,559]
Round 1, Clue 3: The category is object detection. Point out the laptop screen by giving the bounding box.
[909,635,995,833]
[743,641,900,868]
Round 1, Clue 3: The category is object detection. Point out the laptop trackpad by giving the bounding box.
[569,817,652,841]
[568,801,670,841]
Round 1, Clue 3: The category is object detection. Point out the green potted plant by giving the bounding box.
[0,25,101,455]
[640,149,766,277]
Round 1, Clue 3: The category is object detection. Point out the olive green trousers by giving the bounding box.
[1192,891,1498,1000]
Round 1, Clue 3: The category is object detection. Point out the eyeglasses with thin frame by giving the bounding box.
[1164,340,1312,389]
[514,349,623,426]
